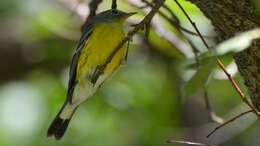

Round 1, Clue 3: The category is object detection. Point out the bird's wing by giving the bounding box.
[67,23,94,104]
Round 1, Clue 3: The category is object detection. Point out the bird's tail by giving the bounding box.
[47,102,77,140]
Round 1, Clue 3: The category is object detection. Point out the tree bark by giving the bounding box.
[188,0,260,111]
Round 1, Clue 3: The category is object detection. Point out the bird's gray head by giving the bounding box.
[92,9,136,23]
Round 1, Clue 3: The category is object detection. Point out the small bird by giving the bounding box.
[47,9,136,140]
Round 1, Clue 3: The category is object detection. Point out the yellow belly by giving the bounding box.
[77,23,127,85]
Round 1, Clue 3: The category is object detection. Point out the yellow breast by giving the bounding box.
[77,22,127,83]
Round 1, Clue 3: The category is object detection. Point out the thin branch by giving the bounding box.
[186,29,223,123]
[91,0,166,81]
[216,59,259,117]
[141,0,215,39]
[207,110,254,137]
[180,15,223,124]
[127,0,190,57]
[173,0,260,117]
[203,88,215,120]
[112,0,117,9]
[186,35,221,123]
[167,140,217,146]
[188,27,223,124]
[135,1,220,118]
[82,0,103,31]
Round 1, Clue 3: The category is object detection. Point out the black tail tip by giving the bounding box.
[47,117,71,140]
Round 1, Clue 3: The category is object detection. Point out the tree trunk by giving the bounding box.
[188,0,260,111]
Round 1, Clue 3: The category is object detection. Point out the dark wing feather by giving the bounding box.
[67,23,94,103]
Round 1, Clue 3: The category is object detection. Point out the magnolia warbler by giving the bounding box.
[47,9,136,140]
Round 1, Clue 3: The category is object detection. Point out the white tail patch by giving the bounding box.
[71,81,97,105]
[59,103,75,119]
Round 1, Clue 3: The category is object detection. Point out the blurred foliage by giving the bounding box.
[0,0,259,146]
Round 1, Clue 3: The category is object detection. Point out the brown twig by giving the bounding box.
[207,110,254,137]
[136,1,220,119]
[92,0,166,80]
[186,30,223,123]
[82,0,103,31]
[173,0,260,117]
[216,59,259,116]
[141,0,215,39]
[186,34,222,123]
[162,3,179,23]
[154,0,221,122]
[167,139,217,146]
[128,0,191,57]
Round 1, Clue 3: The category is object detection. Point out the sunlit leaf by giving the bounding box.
[147,29,185,59]
[184,58,216,96]
[215,28,260,55]
[185,52,214,69]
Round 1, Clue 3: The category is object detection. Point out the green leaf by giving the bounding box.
[184,58,216,96]
[185,52,214,69]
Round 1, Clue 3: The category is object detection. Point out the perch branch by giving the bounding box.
[91,0,166,80]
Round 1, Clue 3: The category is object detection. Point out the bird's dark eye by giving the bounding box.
[112,9,119,15]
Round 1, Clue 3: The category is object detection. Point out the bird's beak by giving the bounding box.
[125,12,137,18]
